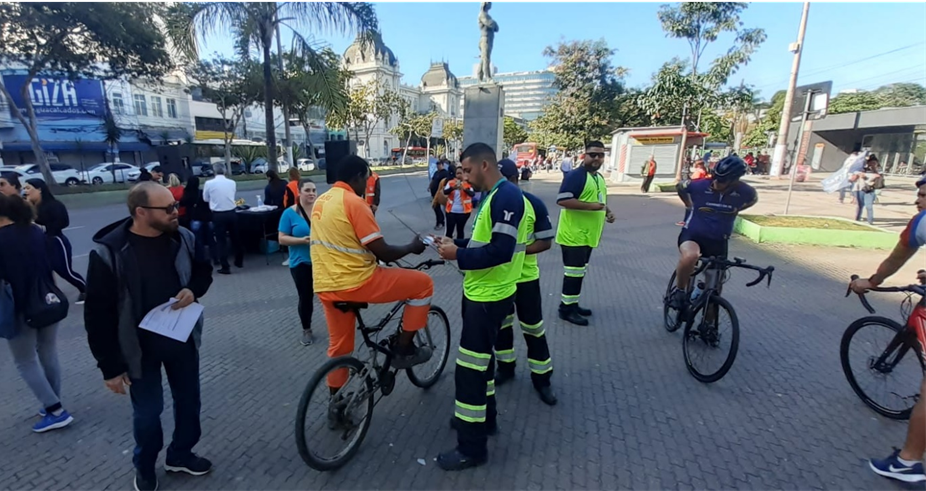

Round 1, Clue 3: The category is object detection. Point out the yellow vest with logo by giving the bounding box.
[463,190,531,302]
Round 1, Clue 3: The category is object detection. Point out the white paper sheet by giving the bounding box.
[138,298,204,342]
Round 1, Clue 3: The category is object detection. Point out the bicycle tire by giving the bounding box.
[683,294,739,383]
[295,356,374,471]
[407,306,452,389]
[840,316,924,420]
[663,270,683,332]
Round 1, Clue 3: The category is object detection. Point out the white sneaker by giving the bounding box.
[282,259,290,267]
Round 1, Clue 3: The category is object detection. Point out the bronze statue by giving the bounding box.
[477,2,498,83]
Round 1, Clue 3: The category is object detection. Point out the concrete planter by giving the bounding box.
[733,215,897,249]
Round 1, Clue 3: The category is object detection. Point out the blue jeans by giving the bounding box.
[130,335,201,475]
[855,190,874,224]
[190,220,214,264]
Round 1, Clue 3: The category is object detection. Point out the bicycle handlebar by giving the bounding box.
[847,272,926,314]
[695,256,775,288]
[395,259,446,271]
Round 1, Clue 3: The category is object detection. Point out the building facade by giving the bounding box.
[340,33,462,161]
[458,69,557,122]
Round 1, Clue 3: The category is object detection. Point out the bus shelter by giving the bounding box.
[609,126,707,184]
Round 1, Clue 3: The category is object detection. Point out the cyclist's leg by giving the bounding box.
[315,295,358,391]
[870,332,926,481]
[675,231,702,292]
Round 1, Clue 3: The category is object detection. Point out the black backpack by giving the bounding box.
[23,232,68,329]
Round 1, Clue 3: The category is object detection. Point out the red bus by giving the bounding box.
[391,147,427,164]
[514,142,539,168]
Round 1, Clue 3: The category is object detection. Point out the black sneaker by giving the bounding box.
[393,345,433,369]
[165,455,213,476]
[535,386,558,406]
[667,288,687,310]
[134,472,158,491]
[75,293,86,305]
[217,268,231,275]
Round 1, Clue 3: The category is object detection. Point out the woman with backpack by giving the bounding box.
[23,179,87,304]
[0,193,73,433]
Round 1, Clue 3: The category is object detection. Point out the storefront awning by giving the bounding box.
[1,140,150,152]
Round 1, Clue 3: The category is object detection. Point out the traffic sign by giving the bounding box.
[430,118,444,138]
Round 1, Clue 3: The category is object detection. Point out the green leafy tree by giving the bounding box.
[275,47,348,165]
[657,2,766,85]
[0,2,181,184]
[101,110,123,182]
[744,89,786,147]
[503,116,529,149]
[829,83,926,114]
[531,39,625,150]
[170,1,377,170]
[443,119,463,158]
[190,55,263,164]
[328,78,404,158]
[636,59,707,127]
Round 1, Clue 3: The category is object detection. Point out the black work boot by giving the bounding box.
[436,449,487,471]
[535,385,558,406]
[558,304,588,326]
[495,367,515,386]
[575,305,593,317]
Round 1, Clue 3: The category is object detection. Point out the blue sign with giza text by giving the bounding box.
[3,75,105,120]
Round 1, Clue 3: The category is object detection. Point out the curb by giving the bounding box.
[734,215,897,249]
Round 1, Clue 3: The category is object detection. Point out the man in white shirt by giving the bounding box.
[560,153,573,178]
[203,163,242,274]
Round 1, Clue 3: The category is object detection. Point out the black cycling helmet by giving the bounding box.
[712,155,748,183]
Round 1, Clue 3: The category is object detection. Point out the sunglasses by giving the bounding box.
[140,202,180,213]
[586,152,605,159]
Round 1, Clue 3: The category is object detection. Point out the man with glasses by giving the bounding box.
[555,141,615,326]
[84,182,214,491]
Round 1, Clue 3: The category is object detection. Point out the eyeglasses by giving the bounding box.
[140,202,180,213]
[586,152,605,159]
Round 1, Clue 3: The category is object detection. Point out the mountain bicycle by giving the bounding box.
[840,273,926,420]
[295,259,452,471]
[663,256,774,383]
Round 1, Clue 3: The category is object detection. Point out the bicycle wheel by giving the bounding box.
[663,270,683,332]
[295,356,374,471]
[840,316,924,420]
[683,294,739,383]
[407,306,452,389]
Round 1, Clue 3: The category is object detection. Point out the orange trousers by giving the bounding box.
[318,266,434,387]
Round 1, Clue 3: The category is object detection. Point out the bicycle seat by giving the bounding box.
[334,302,369,312]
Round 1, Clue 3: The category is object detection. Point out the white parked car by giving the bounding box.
[81,162,139,185]
[4,164,83,187]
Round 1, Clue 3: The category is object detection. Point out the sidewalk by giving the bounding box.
[532,170,921,233]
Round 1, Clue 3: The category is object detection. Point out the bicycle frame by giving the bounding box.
[848,275,926,367]
[684,256,773,320]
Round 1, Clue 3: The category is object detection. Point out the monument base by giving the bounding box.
[463,83,505,159]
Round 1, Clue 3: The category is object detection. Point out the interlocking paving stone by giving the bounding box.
[1,173,923,490]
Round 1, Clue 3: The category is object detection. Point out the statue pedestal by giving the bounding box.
[463,83,505,159]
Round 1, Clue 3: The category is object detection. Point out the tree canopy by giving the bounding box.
[0,2,183,183]
[529,39,626,151]
[503,117,529,149]
[829,83,926,114]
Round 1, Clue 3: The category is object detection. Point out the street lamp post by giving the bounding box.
[770,1,811,178]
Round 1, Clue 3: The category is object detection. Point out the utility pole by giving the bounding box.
[275,17,294,169]
[770,1,810,178]
[784,89,816,215]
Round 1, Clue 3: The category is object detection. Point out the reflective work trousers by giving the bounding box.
[560,245,593,310]
[454,294,515,460]
[494,279,552,388]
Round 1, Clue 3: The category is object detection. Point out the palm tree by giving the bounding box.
[101,111,123,183]
[168,2,377,171]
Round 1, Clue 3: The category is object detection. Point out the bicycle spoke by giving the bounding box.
[845,323,921,415]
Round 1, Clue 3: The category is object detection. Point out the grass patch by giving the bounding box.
[741,214,874,231]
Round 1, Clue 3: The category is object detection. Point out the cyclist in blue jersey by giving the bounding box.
[851,176,926,483]
[669,156,758,309]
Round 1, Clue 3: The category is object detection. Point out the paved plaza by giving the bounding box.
[1,172,924,490]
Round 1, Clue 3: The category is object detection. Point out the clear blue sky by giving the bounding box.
[200,2,926,101]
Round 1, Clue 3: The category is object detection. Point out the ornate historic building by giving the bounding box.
[341,33,462,160]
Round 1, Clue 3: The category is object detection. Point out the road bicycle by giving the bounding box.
[663,256,774,383]
[295,259,452,471]
[840,273,926,420]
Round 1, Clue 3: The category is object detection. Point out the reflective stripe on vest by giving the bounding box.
[555,171,606,248]
[463,187,531,302]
